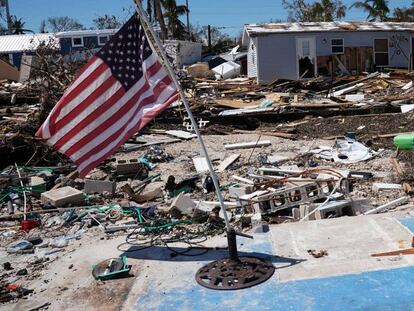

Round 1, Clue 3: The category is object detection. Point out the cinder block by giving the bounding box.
[292,207,300,219]
[116,158,141,174]
[372,183,402,192]
[314,200,355,220]
[299,205,316,220]
[41,186,84,207]
[251,213,263,232]
[168,193,196,218]
[84,179,116,195]
[229,186,254,199]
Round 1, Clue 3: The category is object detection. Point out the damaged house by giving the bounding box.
[0,33,58,68]
[0,29,201,75]
[243,22,414,83]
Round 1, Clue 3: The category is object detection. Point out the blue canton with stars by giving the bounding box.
[97,14,153,90]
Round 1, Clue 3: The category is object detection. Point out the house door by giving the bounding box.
[296,37,317,79]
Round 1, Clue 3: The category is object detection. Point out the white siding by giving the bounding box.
[164,40,202,68]
[247,38,258,79]
[251,30,413,83]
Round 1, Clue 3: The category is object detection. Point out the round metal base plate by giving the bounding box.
[195,256,275,290]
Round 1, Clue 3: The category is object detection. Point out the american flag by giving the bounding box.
[36,14,179,177]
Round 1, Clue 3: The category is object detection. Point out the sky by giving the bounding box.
[7,0,413,37]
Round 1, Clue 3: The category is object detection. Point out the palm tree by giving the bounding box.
[162,0,188,39]
[144,0,168,39]
[10,16,32,34]
[311,0,346,21]
[392,7,414,21]
[283,0,346,22]
[350,0,390,21]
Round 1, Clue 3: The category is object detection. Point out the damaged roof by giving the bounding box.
[0,33,59,53]
[55,29,118,38]
[244,22,414,36]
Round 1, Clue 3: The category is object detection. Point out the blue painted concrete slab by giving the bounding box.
[134,220,414,310]
[398,217,414,235]
[138,266,414,311]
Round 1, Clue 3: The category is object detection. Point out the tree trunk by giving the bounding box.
[146,0,153,22]
[154,0,168,39]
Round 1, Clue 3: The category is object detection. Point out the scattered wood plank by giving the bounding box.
[193,157,209,173]
[217,154,240,172]
[165,130,197,140]
[231,175,255,185]
[390,157,403,176]
[233,129,294,139]
[224,140,271,150]
[372,132,414,139]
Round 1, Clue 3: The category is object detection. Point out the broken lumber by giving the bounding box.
[233,130,294,139]
[217,154,240,172]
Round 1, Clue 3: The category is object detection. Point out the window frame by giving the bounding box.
[71,36,84,48]
[331,38,344,55]
[373,38,389,67]
[98,35,109,46]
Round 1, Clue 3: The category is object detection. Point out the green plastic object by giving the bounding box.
[394,134,414,150]
[92,256,131,281]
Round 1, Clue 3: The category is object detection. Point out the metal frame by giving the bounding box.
[331,38,344,55]
[98,35,109,46]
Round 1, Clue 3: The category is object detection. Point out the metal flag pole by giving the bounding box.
[133,0,230,231]
[133,0,274,290]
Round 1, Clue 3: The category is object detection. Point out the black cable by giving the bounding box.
[116,220,225,257]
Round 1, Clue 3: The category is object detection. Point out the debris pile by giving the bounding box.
[2,42,414,307]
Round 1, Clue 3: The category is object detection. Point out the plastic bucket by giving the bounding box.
[20,219,41,232]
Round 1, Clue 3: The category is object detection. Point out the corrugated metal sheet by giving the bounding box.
[0,33,59,53]
[245,22,414,36]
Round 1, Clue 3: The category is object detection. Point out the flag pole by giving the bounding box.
[133,0,231,232]
[132,1,276,291]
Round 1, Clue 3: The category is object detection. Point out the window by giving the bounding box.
[98,35,109,46]
[331,39,344,54]
[71,37,84,47]
[302,41,310,56]
[374,38,389,66]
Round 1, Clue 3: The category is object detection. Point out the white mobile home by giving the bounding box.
[243,22,414,84]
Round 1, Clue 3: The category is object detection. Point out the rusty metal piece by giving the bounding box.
[195,257,274,290]
[371,248,414,257]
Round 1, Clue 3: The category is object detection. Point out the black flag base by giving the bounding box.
[195,229,275,290]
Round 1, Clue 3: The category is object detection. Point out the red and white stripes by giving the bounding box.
[36,55,178,177]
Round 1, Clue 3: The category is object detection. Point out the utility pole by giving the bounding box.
[185,0,190,40]
[207,24,211,52]
[4,0,12,34]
